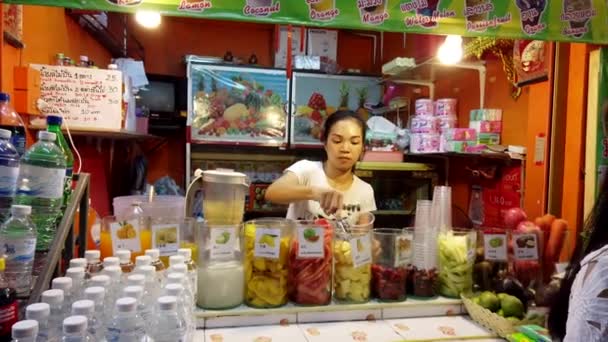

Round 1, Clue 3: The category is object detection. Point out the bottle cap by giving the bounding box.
[103,257,120,268]
[51,277,73,293]
[63,315,88,334]
[157,296,177,311]
[46,115,62,126]
[178,248,192,261]
[123,285,143,300]
[169,264,187,275]
[135,255,152,267]
[66,267,85,280]
[164,283,184,297]
[0,129,12,140]
[103,266,122,280]
[12,320,38,339]
[116,297,137,313]
[135,265,155,279]
[166,272,185,285]
[71,300,94,316]
[0,93,10,102]
[41,289,64,306]
[126,274,145,287]
[116,250,131,263]
[84,250,100,263]
[169,255,185,266]
[145,249,160,260]
[38,131,57,142]
[69,258,87,268]
[80,56,89,62]
[26,303,50,320]
[90,275,110,287]
[11,205,31,216]
[83,286,105,302]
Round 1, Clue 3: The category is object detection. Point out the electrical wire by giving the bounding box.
[35,99,83,174]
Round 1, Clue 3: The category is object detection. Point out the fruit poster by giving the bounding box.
[596,48,608,193]
[188,64,289,146]
[291,72,381,147]
[9,0,608,44]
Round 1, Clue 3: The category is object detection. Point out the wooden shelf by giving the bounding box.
[405,151,524,163]
[356,161,435,172]
[373,210,414,216]
[29,125,160,140]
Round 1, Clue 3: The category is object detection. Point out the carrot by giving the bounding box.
[535,214,555,251]
[543,219,568,282]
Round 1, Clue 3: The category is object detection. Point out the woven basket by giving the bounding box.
[461,294,521,338]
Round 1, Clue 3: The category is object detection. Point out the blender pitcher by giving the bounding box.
[185,168,249,225]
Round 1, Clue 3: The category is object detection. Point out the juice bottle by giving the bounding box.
[73,199,100,256]
[99,219,113,260]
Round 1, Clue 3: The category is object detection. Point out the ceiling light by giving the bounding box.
[135,11,161,29]
[437,35,463,65]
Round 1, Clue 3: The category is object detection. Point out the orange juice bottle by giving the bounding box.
[74,200,101,255]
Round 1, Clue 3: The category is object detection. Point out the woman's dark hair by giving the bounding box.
[320,110,367,162]
[548,167,608,339]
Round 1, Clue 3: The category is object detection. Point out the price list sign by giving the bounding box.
[31,64,122,130]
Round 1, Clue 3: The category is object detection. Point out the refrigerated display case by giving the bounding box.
[290,72,382,147]
[187,58,290,147]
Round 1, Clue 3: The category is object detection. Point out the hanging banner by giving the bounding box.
[6,0,608,44]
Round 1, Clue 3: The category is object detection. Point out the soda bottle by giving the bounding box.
[11,320,38,342]
[0,257,18,340]
[45,116,74,207]
[15,131,66,277]
[61,315,91,342]
[0,93,26,157]
[0,128,20,221]
[149,296,186,342]
[0,205,36,296]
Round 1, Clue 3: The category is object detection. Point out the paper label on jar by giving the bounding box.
[110,220,141,255]
[297,227,324,259]
[513,233,539,261]
[152,224,180,256]
[484,233,508,261]
[394,234,413,267]
[210,227,238,261]
[350,233,372,268]
[254,228,281,259]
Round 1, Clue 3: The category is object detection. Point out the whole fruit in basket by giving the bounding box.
[478,291,500,312]
[500,294,525,319]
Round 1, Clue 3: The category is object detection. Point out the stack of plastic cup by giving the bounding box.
[413,200,433,270]
[430,186,453,268]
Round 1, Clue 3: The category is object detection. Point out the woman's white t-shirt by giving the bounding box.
[284,160,376,221]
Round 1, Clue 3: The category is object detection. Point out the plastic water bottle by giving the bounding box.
[133,255,151,270]
[144,249,165,282]
[163,284,192,339]
[26,302,56,342]
[61,315,92,341]
[102,257,119,269]
[0,93,26,157]
[71,300,100,341]
[149,296,186,342]
[101,266,122,306]
[41,289,66,338]
[166,272,193,305]
[105,297,146,342]
[82,287,106,332]
[122,286,152,334]
[52,278,74,310]
[68,259,86,269]
[178,248,197,301]
[65,268,85,301]
[89,275,114,317]
[137,266,160,300]
[116,250,134,275]
[0,205,36,296]
[45,116,74,207]
[84,251,103,278]
[168,255,184,268]
[15,131,66,278]
[125,274,154,330]
[0,128,20,221]
[11,320,38,342]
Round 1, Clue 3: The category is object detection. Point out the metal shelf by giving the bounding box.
[356,161,434,172]
[29,125,160,141]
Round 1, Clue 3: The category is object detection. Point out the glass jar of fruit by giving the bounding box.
[244,218,293,308]
[197,222,244,310]
[333,228,372,304]
[288,219,333,306]
[438,228,477,298]
[371,228,411,302]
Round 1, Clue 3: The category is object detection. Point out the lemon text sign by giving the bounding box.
[254,228,281,259]
[152,224,179,256]
[110,220,142,255]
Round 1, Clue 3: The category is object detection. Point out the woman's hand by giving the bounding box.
[312,187,344,215]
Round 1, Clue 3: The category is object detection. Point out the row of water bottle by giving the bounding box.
[12,248,197,341]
